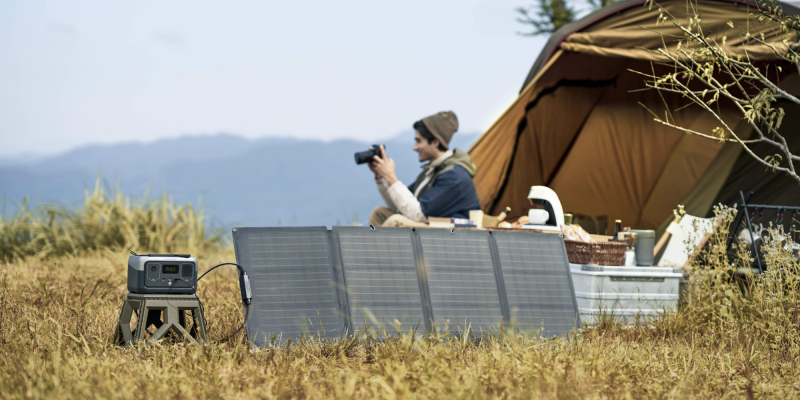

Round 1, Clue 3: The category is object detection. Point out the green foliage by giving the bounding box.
[0,182,226,261]
[516,0,576,36]
[587,0,617,8]
[516,0,618,36]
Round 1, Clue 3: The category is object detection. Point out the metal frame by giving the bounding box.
[726,190,800,274]
[117,293,207,346]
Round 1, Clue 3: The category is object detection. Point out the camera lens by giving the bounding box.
[354,149,373,165]
[150,266,157,272]
[353,145,385,165]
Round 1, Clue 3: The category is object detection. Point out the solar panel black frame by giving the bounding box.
[490,230,581,336]
[415,228,505,334]
[333,226,428,336]
[232,227,344,346]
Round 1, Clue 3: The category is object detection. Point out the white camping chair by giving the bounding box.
[656,214,713,268]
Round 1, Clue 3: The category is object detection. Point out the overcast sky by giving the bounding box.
[0,0,549,157]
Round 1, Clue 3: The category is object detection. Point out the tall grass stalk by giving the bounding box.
[0,182,225,261]
[678,205,800,357]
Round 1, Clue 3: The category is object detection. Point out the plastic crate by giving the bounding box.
[569,263,682,324]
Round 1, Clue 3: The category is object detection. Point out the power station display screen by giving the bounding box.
[162,264,179,274]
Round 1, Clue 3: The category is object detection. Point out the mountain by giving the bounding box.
[0,132,479,228]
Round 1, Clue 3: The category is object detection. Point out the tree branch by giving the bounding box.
[639,0,800,182]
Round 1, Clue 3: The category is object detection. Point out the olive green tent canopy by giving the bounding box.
[469,0,800,233]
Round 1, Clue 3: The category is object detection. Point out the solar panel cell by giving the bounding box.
[232,227,343,345]
[416,229,504,333]
[491,231,580,336]
[334,227,425,336]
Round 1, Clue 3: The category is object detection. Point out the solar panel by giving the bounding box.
[232,226,581,342]
[491,231,580,336]
[232,227,343,346]
[416,229,505,334]
[334,226,426,336]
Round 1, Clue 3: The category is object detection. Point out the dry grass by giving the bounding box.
[1,205,800,399]
[0,181,226,262]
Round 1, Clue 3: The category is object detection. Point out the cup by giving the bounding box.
[469,210,484,229]
[624,249,636,266]
[527,209,550,225]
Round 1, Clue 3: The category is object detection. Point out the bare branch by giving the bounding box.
[652,117,800,184]
[640,0,800,183]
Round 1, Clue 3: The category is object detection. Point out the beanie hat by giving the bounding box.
[421,111,458,149]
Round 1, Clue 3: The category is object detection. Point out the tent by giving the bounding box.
[468,0,800,234]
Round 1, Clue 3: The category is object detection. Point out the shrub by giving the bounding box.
[678,204,800,359]
[0,183,226,261]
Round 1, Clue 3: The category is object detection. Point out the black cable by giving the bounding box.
[171,277,194,289]
[219,306,249,343]
[193,284,249,343]
[198,262,244,281]
[196,262,251,343]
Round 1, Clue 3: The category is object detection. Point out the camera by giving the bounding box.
[354,144,386,165]
[127,253,197,294]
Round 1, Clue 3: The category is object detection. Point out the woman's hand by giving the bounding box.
[369,146,398,185]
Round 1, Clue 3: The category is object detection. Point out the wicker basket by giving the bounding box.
[564,240,627,266]
[564,240,594,264]
[591,241,628,266]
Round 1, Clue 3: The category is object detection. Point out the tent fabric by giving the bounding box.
[518,0,644,93]
[562,1,795,62]
[519,0,800,92]
[653,121,750,235]
[468,51,627,216]
[711,76,800,207]
[469,0,800,233]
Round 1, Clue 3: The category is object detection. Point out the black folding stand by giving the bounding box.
[726,190,800,274]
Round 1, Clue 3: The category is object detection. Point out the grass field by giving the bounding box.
[2,195,800,399]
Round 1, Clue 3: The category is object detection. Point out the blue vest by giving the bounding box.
[407,165,481,219]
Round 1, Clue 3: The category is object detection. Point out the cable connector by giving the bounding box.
[239,271,252,306]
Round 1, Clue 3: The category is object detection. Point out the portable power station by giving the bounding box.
[127,253,198,294]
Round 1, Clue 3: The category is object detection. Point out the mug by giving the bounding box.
[527,209,550,225]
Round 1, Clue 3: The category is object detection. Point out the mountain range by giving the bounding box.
[0,132,479,228]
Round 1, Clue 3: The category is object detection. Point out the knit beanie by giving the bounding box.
[421,111,458,149]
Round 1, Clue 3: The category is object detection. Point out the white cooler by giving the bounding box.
[569,263,683,324]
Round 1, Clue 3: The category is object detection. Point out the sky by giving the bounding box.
[0,0,550,158]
